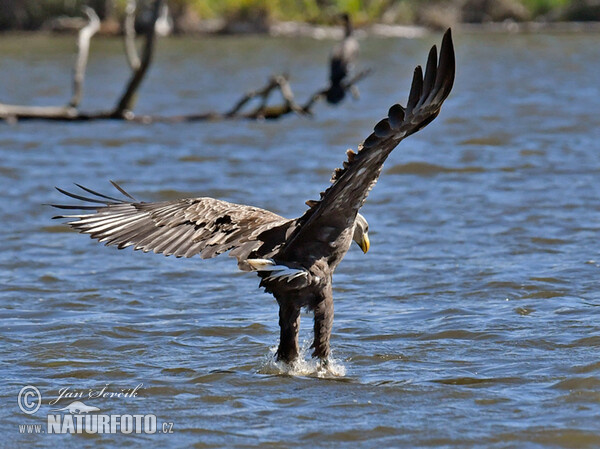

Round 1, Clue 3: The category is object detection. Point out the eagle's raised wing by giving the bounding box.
[52,182,292,268]
[280,29,455,260]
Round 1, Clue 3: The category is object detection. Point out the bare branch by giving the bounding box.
[302,67,373,112]
[301,90,325,113]
[225,74,310,120]
[342,67,373,91]
[273,75,309,117]
[255,77,277,112]
[224,77,278,117]
[0,2,365,125]
[69,7,100,108]
[113,0,163,118]
[0,104,77,120]
[123,0,141,70]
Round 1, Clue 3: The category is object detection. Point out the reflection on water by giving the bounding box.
[1,31,600,448]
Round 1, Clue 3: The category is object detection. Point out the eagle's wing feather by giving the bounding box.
[281,29,455,260]
[52,183,291,267]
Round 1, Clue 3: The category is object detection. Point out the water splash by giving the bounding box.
[258,341,346,378]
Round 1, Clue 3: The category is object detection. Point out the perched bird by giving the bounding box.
[325,13,359,104]
[52,30,455,365]
[302,13,370,113]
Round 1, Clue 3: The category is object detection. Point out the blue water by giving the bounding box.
[1,31,600,448]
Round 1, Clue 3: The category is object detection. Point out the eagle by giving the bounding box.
[52,29,455,365]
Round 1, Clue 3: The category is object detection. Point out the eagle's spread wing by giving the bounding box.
[281,29,455,260]
[52,182,291,267]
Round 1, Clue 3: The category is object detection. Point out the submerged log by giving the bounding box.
[0,3,370,124]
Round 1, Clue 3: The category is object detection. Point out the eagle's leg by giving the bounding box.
[311,285,334,362]
[276,300,301,363]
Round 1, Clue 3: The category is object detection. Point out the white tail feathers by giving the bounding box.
[246,258,278,270]
[246,258,308,283]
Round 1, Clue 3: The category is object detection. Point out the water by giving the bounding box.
[1,31,600,448]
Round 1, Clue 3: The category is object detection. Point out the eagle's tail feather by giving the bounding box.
[246,258,307,283]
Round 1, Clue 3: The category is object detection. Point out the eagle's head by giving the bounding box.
[353,213,370,254]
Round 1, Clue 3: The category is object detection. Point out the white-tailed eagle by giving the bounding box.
[52,30,455,364]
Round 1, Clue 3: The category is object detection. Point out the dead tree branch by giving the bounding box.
[123,0,141,70]
[0,1,370,124]
[302,67,373,111]
[0,7,100,120]
[112,0,163,118]
[0,104,77,120]
[274,75,310,117]
[225,77,279,118]
[69,7,100,108]
[225,74,309,120]
[343,68,373,95]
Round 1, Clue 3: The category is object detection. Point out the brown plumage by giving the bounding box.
[52,30,455,365]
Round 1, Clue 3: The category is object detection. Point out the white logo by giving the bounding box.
[17,384,174,435]
[46,412,159,434]
[18,386,41,415]
[51,400,100,414]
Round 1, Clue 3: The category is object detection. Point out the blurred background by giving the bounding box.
[1,0,599,34]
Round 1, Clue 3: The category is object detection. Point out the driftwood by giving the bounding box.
[129,75,310,124]
[0,0,161,122]
[70,7,101,108]
[0,1,370,124]
[123,0,141,71]
[302,67,373,112]
[0,6,100,120]
[112,0,161,118]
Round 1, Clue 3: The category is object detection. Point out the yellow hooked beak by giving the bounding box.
[359,232,370,253]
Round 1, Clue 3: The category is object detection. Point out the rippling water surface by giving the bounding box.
[2,31,600,448]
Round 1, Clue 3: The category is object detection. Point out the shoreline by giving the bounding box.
[2,20,600,39]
